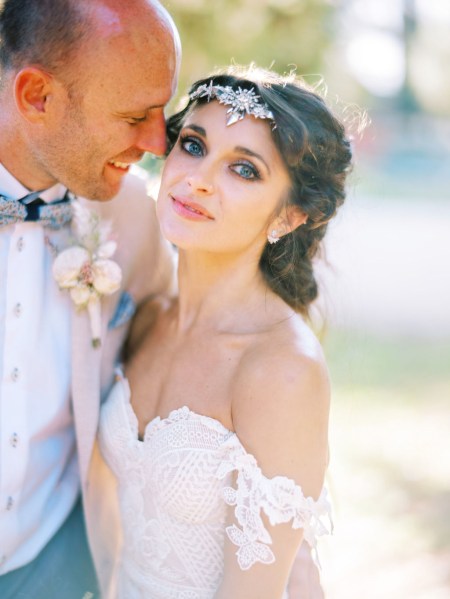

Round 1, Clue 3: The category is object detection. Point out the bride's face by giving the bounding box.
[157,101,292,255]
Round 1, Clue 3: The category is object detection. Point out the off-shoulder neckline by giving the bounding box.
[104,374,331,519]
[111,374,236,443]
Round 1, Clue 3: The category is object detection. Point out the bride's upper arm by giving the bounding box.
[215,346,331,598]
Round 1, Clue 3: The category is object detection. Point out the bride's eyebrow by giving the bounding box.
[183,124,206,137]
[234,146,271,174]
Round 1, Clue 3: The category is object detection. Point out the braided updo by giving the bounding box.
[166,66,353,315]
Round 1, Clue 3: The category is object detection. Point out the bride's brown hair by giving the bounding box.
[166,66,353,315]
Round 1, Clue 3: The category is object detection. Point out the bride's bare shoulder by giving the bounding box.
[244,315,326,386]
[123,295,174,361]
[230,316,330,495]
[233,315,329,417]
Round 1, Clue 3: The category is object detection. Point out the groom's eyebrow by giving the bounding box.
[118,103,166,116]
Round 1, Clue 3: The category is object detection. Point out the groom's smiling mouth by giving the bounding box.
[107,160,133,172]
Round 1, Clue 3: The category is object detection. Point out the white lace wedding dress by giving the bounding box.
[98,375,331,599]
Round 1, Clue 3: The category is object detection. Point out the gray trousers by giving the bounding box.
[0,497,99,599]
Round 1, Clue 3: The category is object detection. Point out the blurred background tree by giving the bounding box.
[163,0,335,92]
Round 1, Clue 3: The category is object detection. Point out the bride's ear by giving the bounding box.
[285,205,308,232]
[266,206,308,241]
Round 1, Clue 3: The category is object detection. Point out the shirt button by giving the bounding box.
[11,367,20,382]
[17,237,24,252]
[6,497,13,511]
[10,433,19,448]
[14,303,22,317]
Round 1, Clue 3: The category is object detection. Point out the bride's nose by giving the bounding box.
[187,173,213,195]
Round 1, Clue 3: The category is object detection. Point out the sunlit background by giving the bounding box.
[157,1,450,597]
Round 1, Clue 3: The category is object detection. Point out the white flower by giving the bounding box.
[52,200,123,347]
[71,201,111,250]
[53,247,90,289]
[96,240,117,259]
[92,259,122,294]
[70,285,92,306]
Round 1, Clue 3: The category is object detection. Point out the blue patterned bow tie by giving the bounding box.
[0,190,73,229]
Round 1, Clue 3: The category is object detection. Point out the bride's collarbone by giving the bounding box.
[127,312,300,395]
[124,308,304,433]
[125,336,246,435]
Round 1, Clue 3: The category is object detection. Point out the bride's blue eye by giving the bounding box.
[231,162,260,181]
[180,136,204,157]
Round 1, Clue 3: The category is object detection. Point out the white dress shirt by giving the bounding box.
[0,164,79,574]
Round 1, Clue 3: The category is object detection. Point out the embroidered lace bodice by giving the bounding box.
[98,377,331,599]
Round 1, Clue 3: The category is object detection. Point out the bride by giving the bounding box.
[99,67,352,598]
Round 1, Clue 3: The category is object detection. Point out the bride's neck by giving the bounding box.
[174,249,271,332]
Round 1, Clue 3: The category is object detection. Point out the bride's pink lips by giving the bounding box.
[170,195,215,221]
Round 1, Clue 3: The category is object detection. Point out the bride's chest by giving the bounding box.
[100,397,236,525]
[126,335,246,433]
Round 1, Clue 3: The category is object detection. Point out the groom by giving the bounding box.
[0,0,180,597]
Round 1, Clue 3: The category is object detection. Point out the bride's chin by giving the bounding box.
[158,223,199,251]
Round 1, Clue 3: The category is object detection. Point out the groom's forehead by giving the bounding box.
[82,0,175,41]
[76,2,177,73]
[87,4,124,38]
[69,13,177,101]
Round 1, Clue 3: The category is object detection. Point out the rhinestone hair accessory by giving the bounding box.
[190,81,275,126]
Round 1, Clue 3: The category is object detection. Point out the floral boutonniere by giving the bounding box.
[52,200,122,348]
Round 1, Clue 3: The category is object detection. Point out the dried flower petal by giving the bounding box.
[97,240,117,259]
[70,285,92,306]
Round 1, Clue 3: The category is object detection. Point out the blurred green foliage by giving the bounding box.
[162,0,336,95]
[324,330,450,401]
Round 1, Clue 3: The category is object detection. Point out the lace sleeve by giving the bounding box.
[216,437,332,571]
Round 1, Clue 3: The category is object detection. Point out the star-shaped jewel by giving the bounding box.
[190,82,274,126]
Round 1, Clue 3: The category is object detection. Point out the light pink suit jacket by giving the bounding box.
[70,172,175,595]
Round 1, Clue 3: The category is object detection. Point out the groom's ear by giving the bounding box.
[14,67,54,123]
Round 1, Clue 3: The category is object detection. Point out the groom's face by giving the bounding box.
[33,12,179,201]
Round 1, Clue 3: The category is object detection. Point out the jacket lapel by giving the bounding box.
[71,307,102,485]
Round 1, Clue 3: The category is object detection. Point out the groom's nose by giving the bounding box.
[135,110,167,156]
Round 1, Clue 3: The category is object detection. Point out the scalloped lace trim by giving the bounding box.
[115,372,234,442]
[216,437,332,570]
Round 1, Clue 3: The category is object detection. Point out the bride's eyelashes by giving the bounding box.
[229,161,261,181]
[179,134,204,157]
[178,134,262,182]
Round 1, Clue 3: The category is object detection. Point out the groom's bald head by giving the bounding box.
[0,0,179,86]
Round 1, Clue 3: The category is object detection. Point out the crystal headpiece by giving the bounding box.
[189,81,275,126]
